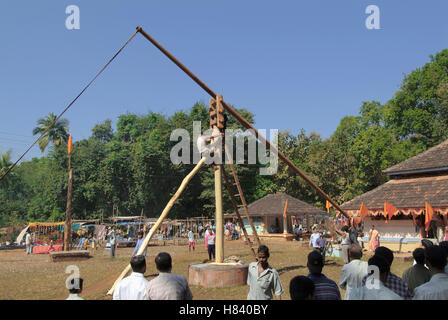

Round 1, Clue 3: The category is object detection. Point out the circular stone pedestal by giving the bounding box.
[188,263,248,288]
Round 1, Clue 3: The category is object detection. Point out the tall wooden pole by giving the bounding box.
[210,95,224,263]
[214,164,224,263]
[64,154,72,251]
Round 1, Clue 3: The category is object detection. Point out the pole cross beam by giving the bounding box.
[136,26,349,222]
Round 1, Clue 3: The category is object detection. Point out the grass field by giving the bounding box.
[0,239,413,300]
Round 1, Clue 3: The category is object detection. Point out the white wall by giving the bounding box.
[363,217,420,239]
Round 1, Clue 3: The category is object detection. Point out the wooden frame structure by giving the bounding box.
[107,26,349,295]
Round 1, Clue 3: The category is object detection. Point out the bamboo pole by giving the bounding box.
[107,157,206,295]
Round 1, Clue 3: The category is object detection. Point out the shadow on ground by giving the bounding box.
[277,265,305,275]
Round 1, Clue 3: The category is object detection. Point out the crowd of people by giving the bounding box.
[62,221,448,301]
[64,239,447,300]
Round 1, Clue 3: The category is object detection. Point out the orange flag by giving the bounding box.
[67,134,73,155]
[326,200,333,213]
[384,201,399,222]
[425,201,434,231]
[359,202,369,221]
[283,200,288,218]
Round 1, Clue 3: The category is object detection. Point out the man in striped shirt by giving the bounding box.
[361,246,411,300]
[306,251,341,300]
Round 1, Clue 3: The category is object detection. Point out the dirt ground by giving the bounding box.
[0,239,413,300]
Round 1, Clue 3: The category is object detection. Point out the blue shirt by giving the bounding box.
[316,237,326,248]
[132,238,147,257]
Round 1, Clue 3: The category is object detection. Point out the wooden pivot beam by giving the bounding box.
[107,157,206,295]
[223,143,262,248]
[209,96,225,130]
[222,168,257,260]
[136,26,350,225]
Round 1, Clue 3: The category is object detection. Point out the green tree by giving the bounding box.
[32,112,70,152]
[386,49,448,147]
[91,119,114,143]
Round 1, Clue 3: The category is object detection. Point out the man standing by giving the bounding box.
[413,245,448,300]
[402,248,431,297]
[198,224,204,239]
[146,252,193,300]
[108,227,117,259]
[25,230,32,255]
[334,225,351,264]
[361,246,411,299]
[66,278,85,300]
[431,213,446,243]
[339,244,368,299]
[205,229,216,261]
[132,231,146,257]
[187,228,195,252]
[309,228,320,251]
[247,245,283,300]
[347,255,403,300]
[306,251,341,300]
[113,255,149,300]
[316,232,327,263]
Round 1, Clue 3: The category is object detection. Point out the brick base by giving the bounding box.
[188,263,248,288]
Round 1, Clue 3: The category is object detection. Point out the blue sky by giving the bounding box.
[1,0,447,161]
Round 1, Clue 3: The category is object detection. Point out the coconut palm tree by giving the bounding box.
[32,113,70,152]
[0,150,13,187]
[0,150,12,173]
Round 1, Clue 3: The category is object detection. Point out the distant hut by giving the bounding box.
[225,192,327,241]
[341,140,448,251]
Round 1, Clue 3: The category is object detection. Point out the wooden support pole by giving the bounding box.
[107,157,206,295]
[211,95,224,263]
[214,165,224,263]
[63,154,72,252]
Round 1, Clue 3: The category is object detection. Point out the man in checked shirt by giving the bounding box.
[361,246,411,299]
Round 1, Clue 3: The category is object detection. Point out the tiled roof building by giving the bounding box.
[340,140,448,240]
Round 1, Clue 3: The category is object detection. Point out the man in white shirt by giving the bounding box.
[197,132,222,157]
[25,231,32,255]
[66,278,84,300]
[309,228,320,250]
[413,245,448,300]
[113,255,149,300]
[147,252,193,300]
[339,244,368,299]
[108,227,117,259]
[347,255,403,300]
[187,229,195,252]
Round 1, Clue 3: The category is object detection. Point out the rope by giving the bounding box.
[0,29,140,182]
